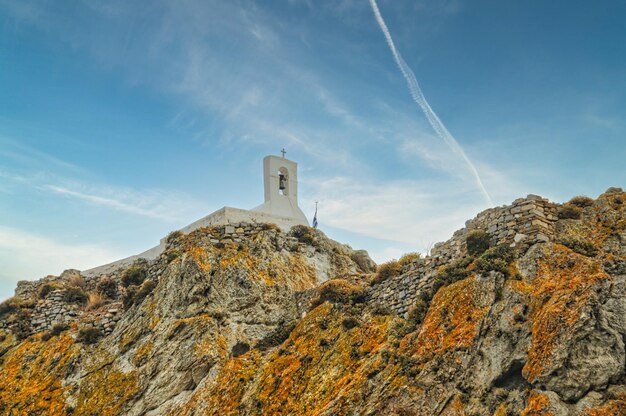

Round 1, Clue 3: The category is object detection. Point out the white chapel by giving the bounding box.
[83,152,309,276]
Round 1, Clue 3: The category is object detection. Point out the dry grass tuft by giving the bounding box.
[86,292,105,311]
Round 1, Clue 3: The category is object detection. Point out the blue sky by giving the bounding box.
[1,0,625,300]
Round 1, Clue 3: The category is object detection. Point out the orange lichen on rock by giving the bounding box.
[518,244,609,381]
[581,394,626,415]
[254,303,393,415]
[187,246,212,273]
[521,391,555,416]
[75,368,140,416]
[175,303,395,415]
[408,276,488,359]
[0,333,77,415]
[177,351,262,416]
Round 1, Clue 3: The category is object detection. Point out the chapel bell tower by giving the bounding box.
[253,152,308,224]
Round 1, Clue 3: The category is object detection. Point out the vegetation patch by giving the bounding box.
[97,276,118,298]
[568,195,594,208]
[77,326,102,345]
[558,237,599,257]
[371,253,422,286]
[121,265,147,287]
[166,230,184,245]
[557,203,582,219]
[472,245,515,277]
[123,279,156,308]
[433,256,473,294]
[290,225,317,246]
[371,260,402,285]
[38,282,62,299]
[466,230,491,257]
[310,279,366,308]
[406,299,429,326]
[0,297,33,319]
[86,292,106,310]
[63,286,88,305]
[0,298,35,340]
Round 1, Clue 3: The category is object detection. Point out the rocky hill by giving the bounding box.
[0,188,624,415]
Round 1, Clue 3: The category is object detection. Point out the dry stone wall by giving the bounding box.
[1,222,309,338]
[368,195,558,316]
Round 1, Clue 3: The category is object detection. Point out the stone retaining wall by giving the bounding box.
[368,195,558,316]
[1,222,297,338]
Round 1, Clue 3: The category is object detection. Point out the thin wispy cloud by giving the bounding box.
[45,185,179,221]
[369,0,493,206]
[304,175,486,249]
[0,0,542,277]
[0,137,85,174]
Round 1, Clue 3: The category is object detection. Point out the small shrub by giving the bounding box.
[290,225,317,245]
[406,299,429,326]
[86,292,105,311]
[558,204,582,220]
[261,223,280,231]
[370,303,392,316]
[96,276,118,298]
[398,252,421,267]
[559,237,599,257]
[473,245,515,277]
[0,298,23,318]
[63,286,88,305]
[342,316,360,330]
[77,327,102,345]
[42,322,69,339]
[398,355,421,377]
[310,279,366,308]
[434,256,473,293]
[389,319,413,340]
[165,249,182,262]
[68,274,86,289]
[165,230,184,245]
[466,230,491,257]
[121,265,147,288]
[3,306,32,340]
[123,285,138,309]
[38,283,62,299]
[136,280,156,303]
[123,279,156,308]
[371,260,402,285]
[50,322,69,336]
[568,196,594,208]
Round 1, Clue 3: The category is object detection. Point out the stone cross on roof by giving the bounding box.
[281,148,286,158]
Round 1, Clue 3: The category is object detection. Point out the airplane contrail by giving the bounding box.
[369,0,493,206]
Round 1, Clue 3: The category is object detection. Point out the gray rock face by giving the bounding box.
[1,190,624,415]
[68,226,373,415]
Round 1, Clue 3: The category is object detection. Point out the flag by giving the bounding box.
[312,203,318,229]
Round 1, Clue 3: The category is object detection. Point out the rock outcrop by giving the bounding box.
[0,189,624,415]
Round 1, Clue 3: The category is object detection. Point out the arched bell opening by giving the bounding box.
[278,167,289,196]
